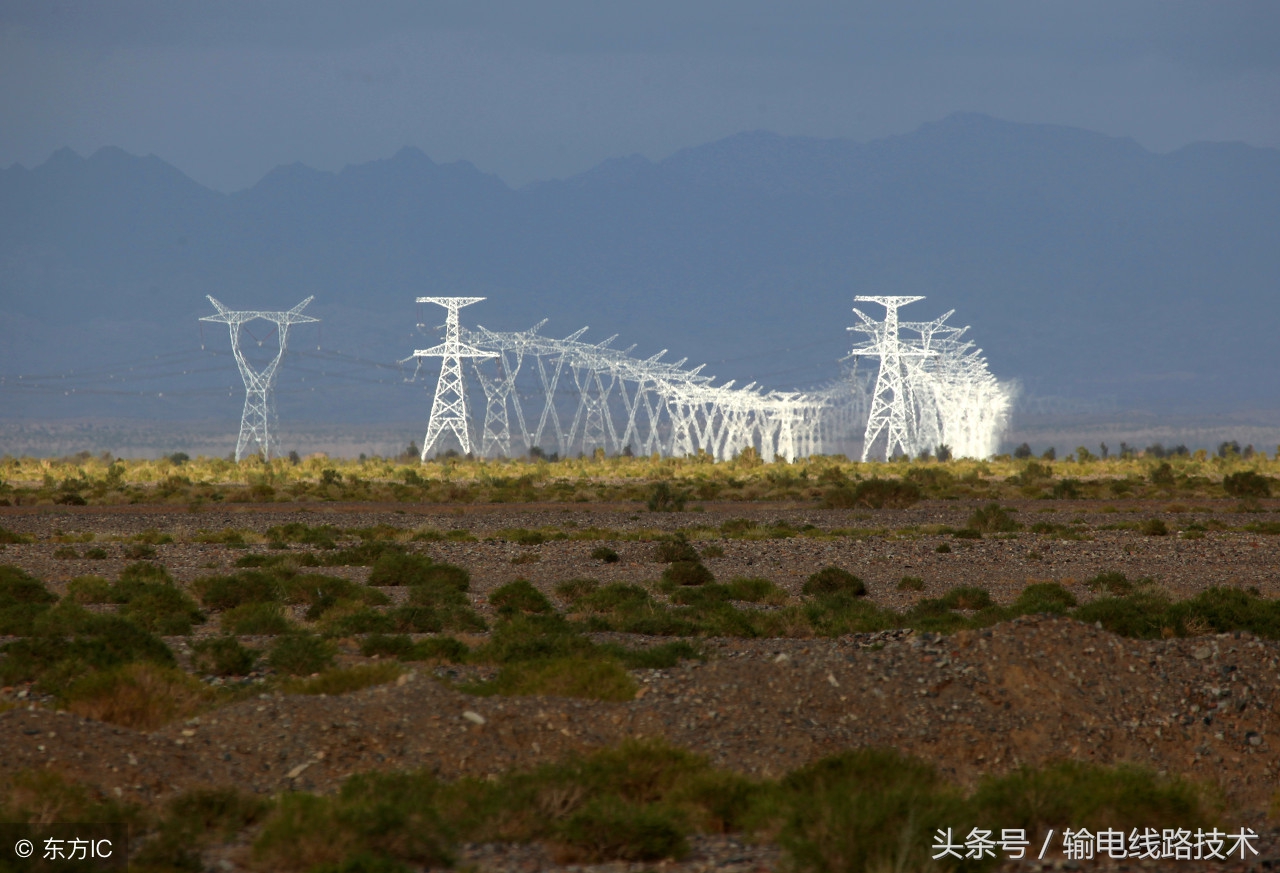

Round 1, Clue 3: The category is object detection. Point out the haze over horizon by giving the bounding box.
[2,2,1278,192]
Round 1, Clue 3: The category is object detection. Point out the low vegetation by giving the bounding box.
[0,742,1215,872]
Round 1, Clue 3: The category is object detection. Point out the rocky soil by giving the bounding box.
[2,499,1279,871]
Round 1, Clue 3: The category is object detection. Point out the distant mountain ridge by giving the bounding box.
[2,113,1278,427]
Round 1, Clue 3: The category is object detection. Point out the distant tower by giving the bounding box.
[412,297,496,459]
[847,296,934,462]
[201,296,318,461]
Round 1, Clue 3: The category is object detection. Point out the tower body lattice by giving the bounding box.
[413,297,496,459]
[847,296,934,462]
[201,295,318,461]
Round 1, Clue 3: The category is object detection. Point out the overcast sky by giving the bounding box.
[2,1,1277,191]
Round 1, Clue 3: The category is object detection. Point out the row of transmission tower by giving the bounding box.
[201,294,1010,463]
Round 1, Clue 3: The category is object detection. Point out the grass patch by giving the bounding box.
[267,632,337,675]
[467,655,637,701]
[282,662,404,695]
[63,661,212,729]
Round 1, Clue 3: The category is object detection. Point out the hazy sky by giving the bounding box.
[2,1,1277,191]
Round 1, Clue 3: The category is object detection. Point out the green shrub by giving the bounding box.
[110,565,206,635]
[897,575,925,592]
[724,577,788,604]
[323,541,405,567]
[802,566,865,597]
[63,661,211,730]
[253,771,452,873]
[472,655,638,702]
[590,545,620,563]
[719,518,757,536]
[222,602,293,635]
[848,478,922,509]
[1072,592,1175,639]
[359,633,416,659]
[475,614,595,664]
[578,583,653,615]
[660,561,714,588]
[284,663,404,696]
[66,574,113,604]
[653,539,699,563]
[555,797,688,861]
[366,552,435,586]
[555,577,599,604]
[0,526,33,544]
[598,641,702,670]
[410,636,470,662]
[1085,571,1138,596]
[137,786,269,871]
[123,543,157,560]
[490,579,554,617]
[778,748,968,873]
[0,565,58,634]
[1223,470,1272,498]
[266,522,340,548]
[387,606,444,634]
[968,502,1019,533]
[1167,587,1280,638]
[196,571,282,609]
[939,586,993,611]
[323,607,397,635]
[1141,517,1169,536]
[646,481,687,512]
[84,546,109,560]
[191,635,259,676]
[972,760,1208,835]
[1012,583,1077,615]
[268,632,337,676]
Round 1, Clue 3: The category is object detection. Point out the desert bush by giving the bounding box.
[646,481,687,512]
[1011,583,1077,615]
[1085,571,1139,596]
[0,565,58,634]
[801,566,865,597]
[777,748,969,873]
[724,577,788,604]
[196,570,282,610]
[268,632,337,675]
[0,526,33,544]
[136,787,269,871]
[253,772,453,873]
[490,579,554,617]
[323,541,405,567]
[661,561,714,588]
[939,586,993,611]
[968,502,1020,533]
[283,663,404,696]
[972,760,1208,836]
[590,546,620,563]
[64,662,212,730]
[66,574,114,604]
[191,635,259,676]
[554,577,600,605]
[471,655,637,702]
[653,538,699,563]
[1223,470,1272,498]
[222,602,294,635]
[1141,517,1169,536]
[824,478,921,509]
[555,796,687,861]
[896,575,925,592]
[84,546,109,559]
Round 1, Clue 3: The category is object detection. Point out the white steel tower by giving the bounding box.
[848,295,934,462]
[201,295,318,461]
[413,297,496,460]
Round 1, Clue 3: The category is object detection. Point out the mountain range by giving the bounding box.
[2,112,1278,431]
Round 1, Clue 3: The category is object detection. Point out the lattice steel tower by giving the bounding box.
[848,295,934,462]
[201,295,318,461]
[412,297,496,459]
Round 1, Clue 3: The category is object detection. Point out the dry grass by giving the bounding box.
[64,662,213,730]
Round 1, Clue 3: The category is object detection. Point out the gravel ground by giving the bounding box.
[2,499,1279,872]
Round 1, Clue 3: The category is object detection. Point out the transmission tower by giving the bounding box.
[201,295,318,461]
[848,295,934,462]
[412,297,496,460]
